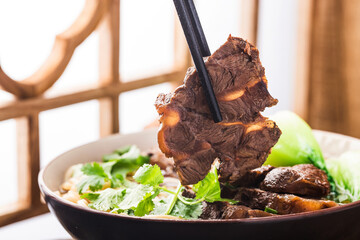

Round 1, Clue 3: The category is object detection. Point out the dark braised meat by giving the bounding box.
[199,201,272,219]
[260,164,330,197]
[199,202,227,219]
[155,36,281,185]
[220,165,275,199]
[221,205,273,219]
[235,188,337,215]
[148,149,177,178]
[182,187,196,199]
[237,165,275,187]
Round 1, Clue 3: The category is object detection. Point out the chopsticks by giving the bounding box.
[173,0,223,123]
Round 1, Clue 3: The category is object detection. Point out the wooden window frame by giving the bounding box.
[0,0,259,226]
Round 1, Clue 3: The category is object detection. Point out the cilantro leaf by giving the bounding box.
[102,145,150,179]
[134,190,158,216]
[76,163,110,193]
[114,145,132,155]
[77,175,107,193]
[101,161,124,188]
[118,145,141,160]
[170,198,203,219]
[103,145,147,164]
[133,164,164,186]
[82,185,159,216]
[193,167,238,204]
[150,195,203,219]
[193,167,222,202]
[82,162,107,177]
[83,188,126,211]
[81,192,100,201]
[118,184,154,211]
[151,199,170,215]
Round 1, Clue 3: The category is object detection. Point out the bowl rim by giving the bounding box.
[38,129,360,224]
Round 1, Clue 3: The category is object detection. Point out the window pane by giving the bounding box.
[46,33,99,95]
[119,83,172,134]
[0,120,17,207]
[257,0,298,114]
[0,91,14,102]
[0,0,85,80]
[196,0,242,52]
[120,0,174,81]
[39,101,99,167]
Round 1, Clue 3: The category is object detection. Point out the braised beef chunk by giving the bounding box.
[155,36,281,185]
[260,164,330,197]
[200,201,272,219]
[220,184,238,199]
[237,165,275,187]
[148,149,177,178]
[235,188,337,215]
[199,202,227,219]
[220,165,274,199]
[221,205,273,219]
[182,187,196,199]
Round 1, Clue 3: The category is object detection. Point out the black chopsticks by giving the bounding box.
[173,0,223,123]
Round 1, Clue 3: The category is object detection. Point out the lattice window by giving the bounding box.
[0,0,259,226]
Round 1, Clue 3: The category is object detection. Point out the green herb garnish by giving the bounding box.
[75,145,237,219]
[76,163,110,194]
[264,206,278,214]
[193,167,238,204]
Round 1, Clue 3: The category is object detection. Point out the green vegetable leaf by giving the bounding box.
[82,162,107,178]
[170,199,203,219]
[119,184,159,212]
[151,195,203,219]
[326,151,360,202]
[81,192,100,201]
[76,163,110,193]
[102,145,150,179]
[114,145,132,155]
[264,206,278,214]
[76,175,106,194]
[193,167,237,204]
[264,111,336,193]
[134,191,157,216]
[151,199,170,215]
[84,188,126,211]
[193,167,221,202]
[133,164,164,186]
[265,111,322,166]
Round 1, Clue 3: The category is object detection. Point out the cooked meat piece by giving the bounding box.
[220,184,238,199]
[148,149,177,178]
[199,202,227,219]
[237,165,275,187]
[182,187,196,199]
[200,202,272,219]
[155,35,281,185]
[220,165,274,198]
[221,205,273,219]
[235,188,337,215]
[260,164,330,197]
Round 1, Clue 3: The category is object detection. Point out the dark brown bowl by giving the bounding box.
[39,129,360,240]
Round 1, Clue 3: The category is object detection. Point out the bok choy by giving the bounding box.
[264,111,336,193]
[326,151,360,203]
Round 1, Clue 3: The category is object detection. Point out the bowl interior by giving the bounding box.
[42,128,360,193]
